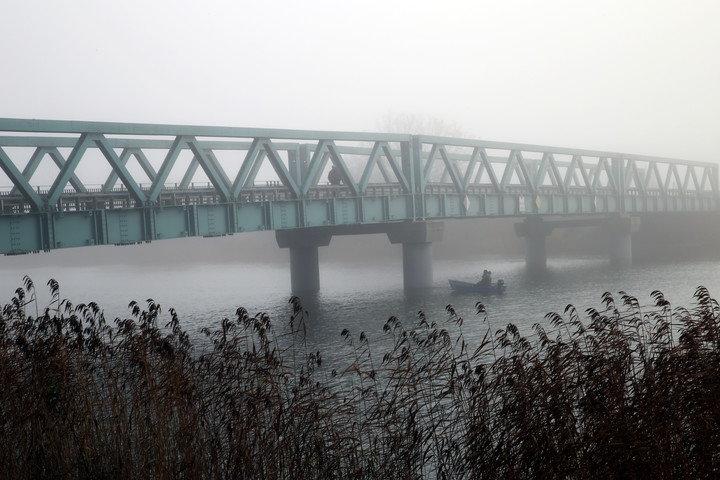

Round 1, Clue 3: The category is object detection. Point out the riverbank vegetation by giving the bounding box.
[1,277,719,478]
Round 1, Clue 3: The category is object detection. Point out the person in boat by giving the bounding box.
[328,165,342,185]
[477,269,492,286]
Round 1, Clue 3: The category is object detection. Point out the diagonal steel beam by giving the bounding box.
[48,148,87,193]
[683,165,699,193]
[148,136,186,203]
[244,150,267,189]
[204,151,230,188]
[438,146,465,192]
[699,166,713,193]
[381,143,409,192]
[179,157,200,189]
[514,152,535,192]
[134,149,157,180]
[464,148,481,187]
[355,142,408,192]
[186,137,232,201]
[643,161,665,195]
[310,151,332,188]
[102,148,158,192]
[47,148,88,194]
[0,146,43,210]
[103,148,133,192]
[422,143,440,187]
[326,142,359,196]
[547,154,565,192]
[471,156,486,185]
[500,150,519,190]
[9,147,46,196]
[358,142,383,194]
[563,155,579,191]
[665,164,683,193]
[575,156,593,193]
[262,140,300,197]
[562,155,592,192]
[376,156,393,183]
[231,138,262,198]
[10,147,87,196]
[92,135,147,205]
[535,153,559,189]
[592,157,617,192]
[46,134,91,208]
[624,159,645,194]
[478,149,500,192]
[302,140,330,195]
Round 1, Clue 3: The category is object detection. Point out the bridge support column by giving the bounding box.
[400,242,433,289]
[514,216,553,273]
[276,229,332,293]
[289,246,320,292]
[607,216,637,267]
[387,221,444,289]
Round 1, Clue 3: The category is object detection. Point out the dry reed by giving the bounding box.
[1,277,720,478]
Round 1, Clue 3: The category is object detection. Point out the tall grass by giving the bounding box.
[1,277,720,478]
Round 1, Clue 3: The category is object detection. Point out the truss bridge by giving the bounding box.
[1,119,717,291]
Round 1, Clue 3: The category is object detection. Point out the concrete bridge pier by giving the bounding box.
[514,216,553,273]
[289,246,320,292]
[276,221,444,293]
[386,221,444,289]
[606,215,636,267]
[276,229,332,293]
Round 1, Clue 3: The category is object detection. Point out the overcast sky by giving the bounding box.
[2,0,719,162]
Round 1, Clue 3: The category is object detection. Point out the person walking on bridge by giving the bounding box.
[328,165,342,185]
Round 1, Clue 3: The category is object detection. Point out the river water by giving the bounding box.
[2,241,719,363]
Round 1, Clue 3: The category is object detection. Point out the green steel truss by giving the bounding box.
[0,118,717,255]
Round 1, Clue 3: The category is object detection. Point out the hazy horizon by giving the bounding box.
[2,0,719,163]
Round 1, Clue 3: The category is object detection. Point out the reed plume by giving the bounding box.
[1,277,719,478]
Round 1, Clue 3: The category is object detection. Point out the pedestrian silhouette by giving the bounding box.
[328,165,342,185]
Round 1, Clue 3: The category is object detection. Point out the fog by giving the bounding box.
[1,0,719,273]
[2,0,719,162]
[3,214,718,275]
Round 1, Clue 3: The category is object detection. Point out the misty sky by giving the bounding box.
[2,0,719,162]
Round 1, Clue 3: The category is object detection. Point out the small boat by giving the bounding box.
[449,279,506,293]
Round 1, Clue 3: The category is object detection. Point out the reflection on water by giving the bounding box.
[1,254,719,361]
